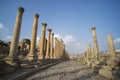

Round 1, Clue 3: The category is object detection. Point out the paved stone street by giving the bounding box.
[26,60,108,80]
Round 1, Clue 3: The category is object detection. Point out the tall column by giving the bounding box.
[54,37,57,59]
[39,23,47,59]
[46,29,52,59]
[107,35,116,54]
[91,27,99,60]
[60,39,64,58]
[26,13,39,61]
[50,33,54,59]
[43,38,47,58]
[4,7,24,64]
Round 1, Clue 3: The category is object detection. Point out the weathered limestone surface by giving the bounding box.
[26,60,108,80]
[99,68,114,80]
[4,7,24,64]
[107,35,116,54]
[46,29,52,59]
[26,14,39,61]
[39,23,47,59]
[50,33,54,59]
[91,27,99,59]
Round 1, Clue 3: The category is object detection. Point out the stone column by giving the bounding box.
[43,38,47,59]
[88,43,92,59]
[54,37,57,59]
[4,7,24,64]
[60,39,64,58]
[91,48,95,59]
[50,33,54,59]
[39,23,47,59]
[86,48,89,60]
[46,29,52,59]
[107,35,116,54]
[91,27,99,60]
[26,13,39,61]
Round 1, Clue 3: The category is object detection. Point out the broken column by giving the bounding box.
[99,35,120,80]
[39,23,47,59]
[4,7,24,65]
[50,33,54,59]
[107,35,116,54]
[26,13,39,61]
[91,27,99,60]
[46,29,52,59]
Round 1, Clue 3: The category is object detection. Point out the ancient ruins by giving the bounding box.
[0,7,120,80]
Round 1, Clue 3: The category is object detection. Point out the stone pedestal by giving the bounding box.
[4,7,24,65]
[26,14,39,61]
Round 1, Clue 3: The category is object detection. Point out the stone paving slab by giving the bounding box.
[26,60,108,80]
[0,60,62,80]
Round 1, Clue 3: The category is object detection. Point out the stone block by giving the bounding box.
[99,69,114,80]
[107,58,120,68]
[91,63,101,73]
[102,65,112,71]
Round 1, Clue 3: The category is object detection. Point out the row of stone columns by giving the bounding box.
[54,38,67,59]
[85,26,116,61]
[4,7,68,65]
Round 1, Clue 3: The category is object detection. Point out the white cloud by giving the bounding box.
[114,38,120,43]
[0,23,3,28]
[36,36,40,44]
[4,35,11,40]
[63,35,76,44]
[0,22,11,41]
[54,34,63,40]
[54,34,86,54]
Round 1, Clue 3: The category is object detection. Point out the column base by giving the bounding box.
[38,56,43,60]
[45,56,50,59]
[3,55,19,67]
[25,54,37,61]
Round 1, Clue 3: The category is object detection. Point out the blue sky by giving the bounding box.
[0,0,120,54]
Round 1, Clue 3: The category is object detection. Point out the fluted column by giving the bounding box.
[91,27,99,60]
[107,35,116,54]
[26,13,39,61]
[4,7,24,64]
[46,29,52,59]
[39,23,47,59]
[50,33,54,59]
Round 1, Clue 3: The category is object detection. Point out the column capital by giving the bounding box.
[18,7,24,13]
[47,28,52,32]
[91,26,96,30]
[42,22,47,27]
[34,13,39,18]
[108,34,112,37]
